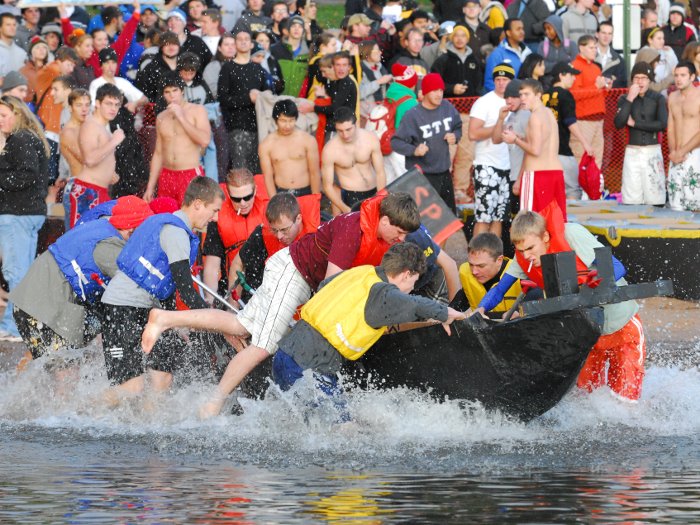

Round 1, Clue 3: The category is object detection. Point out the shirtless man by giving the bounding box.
[260,99,320,197]
[59,88,91,179]
[66,83,124,228]
[667,61,700,211]
[503,79,567,220]
[144,76,212,205]
[322,106,386,214]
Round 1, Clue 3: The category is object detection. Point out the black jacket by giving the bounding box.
[663,24,697,61]
[431,47,482,96]
[181,33,213,76]
[463,19,499,68]
[0,130,49,216]
[218,60,268,132]
[614,90,668,146]
[135,53,177,102]
[315,76,358,135]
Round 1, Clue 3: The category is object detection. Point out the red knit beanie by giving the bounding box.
[149,196,180,214]
[391,63,418,89]
[421,73,445,96]
[109,196,154,230]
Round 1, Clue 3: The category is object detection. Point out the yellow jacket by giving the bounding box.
[301,266,385,360]
[459,258,522,312]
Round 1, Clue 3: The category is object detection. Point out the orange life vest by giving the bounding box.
[261,193,322,258]
[351,194,391,267]
[217,180,269,269]
[515,201,589,290]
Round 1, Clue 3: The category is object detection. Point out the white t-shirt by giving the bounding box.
[89,76,145,106]
[202,35,220,56]
[469,90,510,170]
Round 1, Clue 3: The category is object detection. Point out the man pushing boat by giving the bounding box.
[472,202,646,401]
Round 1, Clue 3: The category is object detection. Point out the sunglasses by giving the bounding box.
[230,191,255,203]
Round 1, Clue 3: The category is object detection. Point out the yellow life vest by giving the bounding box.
[459,258,522,312]
[301,266,386,361]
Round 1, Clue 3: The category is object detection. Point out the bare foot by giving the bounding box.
[141,309,167,354]
[198,396,225,420]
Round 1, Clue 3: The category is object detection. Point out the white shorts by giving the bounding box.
[621,145,666,206]
[668,148,700,211]
[236,247,312,354]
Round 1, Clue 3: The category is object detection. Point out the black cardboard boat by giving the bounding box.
[353,308,604,421]
[350,247,673,422]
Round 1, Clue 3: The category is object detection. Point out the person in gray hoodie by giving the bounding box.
[560,0,598,43]
[538,14,578,75]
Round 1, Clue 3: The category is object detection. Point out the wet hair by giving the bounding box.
[0,95,51,156]
[203,8,221,23]
[183,176,225,206]
[504,18,521,33]
[101,6,122,26]
[359,40,379,61]
[95,82,123,102]
[510,210,547,242]
[520,78,543,95]
[379,192,421,233]
[333,106,356,126]
[518,53,544,79]
[68,88,90,106]
[52,75,75,90]
[162,73,186,92]
[55,46,79,63]
[578,34,596,47]
[226,167,255,187]
[272,99,299,121]
[266,192,301,223]
[676,60,697,76]
[381,242,427,277]
[468,232,503,259]
[177,51,201,71]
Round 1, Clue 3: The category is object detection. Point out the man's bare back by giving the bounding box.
[78,115,123,188]
[157,102,208,171]
[260,128,320,195]
[522,104,562,171]
[59,121,83,177]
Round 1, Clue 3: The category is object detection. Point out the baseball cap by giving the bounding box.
[504,79,523,98]
[551,61,581,79]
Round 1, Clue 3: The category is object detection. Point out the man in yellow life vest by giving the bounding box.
[271,242,467,394]
[459,232,522,316]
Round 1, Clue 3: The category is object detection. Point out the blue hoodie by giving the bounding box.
[484,40,532,92]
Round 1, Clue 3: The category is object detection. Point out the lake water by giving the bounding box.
[2,342,700,524]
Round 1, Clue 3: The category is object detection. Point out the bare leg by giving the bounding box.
[102,375,146,407]
[472,222,489,238]
[16,350,33,372]
[488,221,502,238]
[198,344,270,419]
[149,370,173,392]
[142,308,249,353]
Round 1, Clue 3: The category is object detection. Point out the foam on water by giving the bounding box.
[1,347,700,469]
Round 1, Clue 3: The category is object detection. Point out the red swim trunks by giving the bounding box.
[66,178,111,229]
[158,166,204,206]
[519,170,567,221]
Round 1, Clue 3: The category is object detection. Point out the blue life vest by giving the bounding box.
[406,224,440,290]
[48,218,121,303]
[116,214,199,300]
[75,200,117,227]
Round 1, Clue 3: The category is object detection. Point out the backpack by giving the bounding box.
[364,95,412,155]
[542,37,571,58]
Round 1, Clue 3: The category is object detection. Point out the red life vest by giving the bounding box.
[217,179,269,269]
[515,201,589,290]
[351,194,391,267]
[261,193,322,259]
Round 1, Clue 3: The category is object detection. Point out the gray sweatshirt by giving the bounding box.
[391,100,462,174]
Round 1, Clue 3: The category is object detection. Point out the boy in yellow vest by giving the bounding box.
[459,232,522,316]
[271,242,466,393]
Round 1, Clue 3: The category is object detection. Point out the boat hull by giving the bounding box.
[350,308,603,421]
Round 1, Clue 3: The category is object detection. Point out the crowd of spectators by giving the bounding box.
[0,0,699,342]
